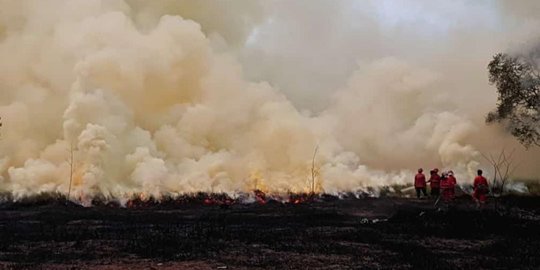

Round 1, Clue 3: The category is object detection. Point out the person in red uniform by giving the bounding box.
[414,168,427,198]
[441,171,456,203]
[447,171,456,186]
[427,168,441,197]
[473,169,489,208]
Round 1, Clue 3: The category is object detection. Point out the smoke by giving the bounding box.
[0,0,539,200]
[241,0,540,179]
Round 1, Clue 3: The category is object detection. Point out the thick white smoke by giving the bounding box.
[0,0,539,201]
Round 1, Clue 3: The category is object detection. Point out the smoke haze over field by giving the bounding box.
[0,0,539,200]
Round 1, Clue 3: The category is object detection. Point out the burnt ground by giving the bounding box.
[0,195,539,269]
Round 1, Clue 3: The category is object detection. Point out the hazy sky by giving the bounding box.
[239,0,539,111]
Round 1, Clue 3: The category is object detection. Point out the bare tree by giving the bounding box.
[67,142,75,202]
[310,145,320,195]
[481,148,519,202]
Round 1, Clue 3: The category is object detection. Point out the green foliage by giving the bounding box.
[487,53,540,147]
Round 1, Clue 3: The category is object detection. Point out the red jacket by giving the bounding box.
[428,174,440,188]
[448,175,456,186]
[414,173,426,188]
[441,175,456,190]
[441,175,456,201]
[474,176,489,193]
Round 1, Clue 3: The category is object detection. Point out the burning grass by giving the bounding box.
[0,187,402,209]
[1,178,537,212]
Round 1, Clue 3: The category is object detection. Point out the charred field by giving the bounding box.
[0,194,539,270]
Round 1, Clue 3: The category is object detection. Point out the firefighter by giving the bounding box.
[427,168,441,197]
[414,168,427,199]
[441,171,456,203]
[447,170,457,186]
[473,169,489,208]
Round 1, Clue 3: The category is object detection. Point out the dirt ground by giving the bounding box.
[0,195,539,270]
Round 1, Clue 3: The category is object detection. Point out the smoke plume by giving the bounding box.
[0,0,539,201]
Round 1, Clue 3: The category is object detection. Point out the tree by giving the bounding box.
[67,142,75,202]
[487,53,540,147]
[481,149,518,197]
[481,149,520,212]
[310,145,318,194]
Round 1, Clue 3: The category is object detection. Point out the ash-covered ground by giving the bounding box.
[0,195,539,270]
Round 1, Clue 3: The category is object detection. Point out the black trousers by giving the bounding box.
[416,187,427,198]
[431,187,440,196]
